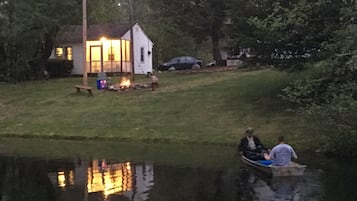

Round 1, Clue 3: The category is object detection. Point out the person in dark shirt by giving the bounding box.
[239,127,267,160]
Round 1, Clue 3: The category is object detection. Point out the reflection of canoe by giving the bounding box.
[241,154,306,177]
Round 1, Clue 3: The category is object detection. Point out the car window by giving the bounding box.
[169,57,180,63]
[177,57,184,63]
[186,57,196,63]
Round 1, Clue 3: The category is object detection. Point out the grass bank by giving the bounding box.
[0,69,307,149]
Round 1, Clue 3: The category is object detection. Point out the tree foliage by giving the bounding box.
[149,0,227,64]
[0,0,81,82]
[279,0,357,156]
[134,0,208,66]
[226,0,343,67]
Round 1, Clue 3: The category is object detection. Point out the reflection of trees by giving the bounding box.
[323,163,357,201]
[236,168,323,201]
[0,157,56,201]
[148,166,216,201]
[147,166,241,201]
[236,168,255,201]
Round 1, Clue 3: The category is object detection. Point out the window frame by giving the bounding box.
[140,47,145,63]
[65,46,73,60]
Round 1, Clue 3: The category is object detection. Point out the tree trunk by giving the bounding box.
[210,13,224,66]
[211,30,222,66]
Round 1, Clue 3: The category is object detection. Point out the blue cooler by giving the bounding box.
[96,79,106,89]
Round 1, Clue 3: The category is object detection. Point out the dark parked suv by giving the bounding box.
[158,56,202,71]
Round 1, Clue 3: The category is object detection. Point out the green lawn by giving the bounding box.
[0,69,307,149]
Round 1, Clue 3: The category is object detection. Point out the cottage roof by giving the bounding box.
[56,23,132,44]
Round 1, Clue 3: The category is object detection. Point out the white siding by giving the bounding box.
[49,43,83,75]
[72,44,84,74]
[122,23,153,74]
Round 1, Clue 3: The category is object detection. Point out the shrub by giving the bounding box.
[280,57,357,157]
[46,59,73,78]
[306,95,357,157]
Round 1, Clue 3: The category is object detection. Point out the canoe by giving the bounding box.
[241,154,306,177]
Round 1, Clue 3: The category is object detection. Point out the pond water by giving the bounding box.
[0,140,356,201]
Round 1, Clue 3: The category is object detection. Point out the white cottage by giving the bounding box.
[50,23,153,75]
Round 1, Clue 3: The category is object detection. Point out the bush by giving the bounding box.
[280,57,357,157]
[306,95,357,157]
[46,59,73,78]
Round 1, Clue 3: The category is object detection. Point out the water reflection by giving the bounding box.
[47,158,154,201]
[0,153,355,201]
[237,168,323,201]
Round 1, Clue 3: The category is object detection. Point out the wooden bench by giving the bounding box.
[74,85,93,96]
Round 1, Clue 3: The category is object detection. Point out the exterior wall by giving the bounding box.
[122,23,153,74]
[226,59,243,67]
[49,43,83,75]
[72,44,84,74]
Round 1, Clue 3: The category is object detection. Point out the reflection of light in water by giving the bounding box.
[52,159,155,201]
[58,171,66,188]
[87,160,133,198]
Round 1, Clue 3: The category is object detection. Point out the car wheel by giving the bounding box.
[168,66,176,71]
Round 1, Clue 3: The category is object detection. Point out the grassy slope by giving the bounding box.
[0,69,305,148]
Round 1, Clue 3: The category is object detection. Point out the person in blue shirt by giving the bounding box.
[267,136,297,166]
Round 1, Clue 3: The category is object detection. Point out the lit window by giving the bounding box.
[56,47,63,58]
[108,54,115,61]
[140,47,144,62]
[57,171,66,188]
[125,40,130,62]
[66,47,72,60]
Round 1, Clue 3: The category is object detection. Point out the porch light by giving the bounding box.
[100,37,107,42]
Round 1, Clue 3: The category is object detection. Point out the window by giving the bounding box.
[125,40,130,61]
[108,54,115,61]
[66,47,73,60]
[56,47,63,58]
[140,47,144,62]
[107,46,115,61]
[121,40,130,62]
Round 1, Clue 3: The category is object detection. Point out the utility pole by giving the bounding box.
[129,0,135,81]
[82,0,88,86]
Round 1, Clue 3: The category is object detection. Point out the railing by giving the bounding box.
[86,61,132,73]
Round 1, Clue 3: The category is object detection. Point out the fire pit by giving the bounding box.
[118,77,131,91]
[108,76,158,92]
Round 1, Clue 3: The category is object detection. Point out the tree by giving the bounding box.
[0,0,81,81]
[226,0,343,67]
[89,0,129,24]
[280,0,357,156]
[150,0,227,64]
